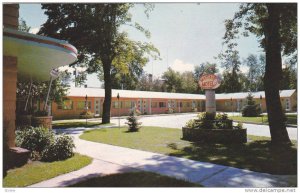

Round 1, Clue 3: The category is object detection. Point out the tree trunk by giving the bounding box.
[264,4,291,145]
[102,59,112,124]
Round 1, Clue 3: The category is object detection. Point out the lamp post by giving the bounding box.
[44,69,59,112]
[231,97,233,117]
[117,93,120,129]
[260,95,263,123]
[85,94,88,126]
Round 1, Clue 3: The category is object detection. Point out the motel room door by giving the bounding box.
[94,98,101,117]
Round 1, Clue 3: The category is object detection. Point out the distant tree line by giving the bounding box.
[112,52,296,94]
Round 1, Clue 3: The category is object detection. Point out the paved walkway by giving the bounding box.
[29,129,297,188]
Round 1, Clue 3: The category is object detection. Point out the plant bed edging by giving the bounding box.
[182,127,247,144]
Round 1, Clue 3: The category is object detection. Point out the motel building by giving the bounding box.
[47,87,297,120]
[3,4,77,169]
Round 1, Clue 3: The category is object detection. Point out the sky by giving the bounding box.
[19,3,263,87]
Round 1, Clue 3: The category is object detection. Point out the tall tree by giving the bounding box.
[217,51,243,93]
[194,62,218,93]
[162,68,183,93]
[39,4,158,123]
[244,54,265,91]
[223,3,297,144]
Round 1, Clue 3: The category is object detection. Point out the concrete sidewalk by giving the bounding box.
[29,132,297,188]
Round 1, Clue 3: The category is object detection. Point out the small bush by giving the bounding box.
[242,93,261,117]
[236,122,244,130]
[15,127,54,160]
[126,111,142,132]
[166,108,175,114]
[79,110,94,119]
[185,119,200,128]
[42,134,75,162]
[197,112,215,120]
[15,127,75,162]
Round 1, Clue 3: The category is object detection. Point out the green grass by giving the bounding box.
[3,153,92,187]
[52,121,114,129]
[80,127,297,175]
[70,171,201,187]
[229,114,297,125]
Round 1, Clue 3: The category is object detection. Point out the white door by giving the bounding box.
[94,98,101,116]
[285,98,291,111]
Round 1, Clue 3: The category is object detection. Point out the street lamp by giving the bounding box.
[260,95,263,123]
[231,97,233,117]
[85,94,88,126]
[117,93,120,129]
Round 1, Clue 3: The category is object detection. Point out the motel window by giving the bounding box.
[112,101,121,108]
[124,101,131,108]
[225,101,231,106]
[159,102,166,108]
[151,102,158,108]
[77,101,92,110]
[57,100,73,110]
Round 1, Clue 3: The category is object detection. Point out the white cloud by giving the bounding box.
[170,59,195,73]
[29,27,40,34]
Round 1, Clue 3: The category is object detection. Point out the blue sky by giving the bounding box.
[19,3,263,87]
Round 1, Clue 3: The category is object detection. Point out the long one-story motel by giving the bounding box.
[47,87,296,120]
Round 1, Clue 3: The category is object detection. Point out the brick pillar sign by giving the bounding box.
[3,56,18,147]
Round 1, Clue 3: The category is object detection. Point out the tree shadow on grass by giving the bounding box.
[169,140,297,175]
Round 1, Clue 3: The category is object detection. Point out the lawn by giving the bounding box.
[52,121,114,129]
[70,171,200,187]
[3,153,92,187]
[80,126,297,175]
[229,114,297,125]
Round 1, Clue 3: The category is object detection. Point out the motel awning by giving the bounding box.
[3,28,78,81]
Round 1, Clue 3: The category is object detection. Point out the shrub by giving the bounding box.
[197,112,215,120]
[126,111,142,132]
[166,108,175,114]
[15,127,54,160]
[15,127,75,162]
[236,122,244,130]
[185,112,232,130]
[242,93,261,117]
[41,134,75,162]
[79,110,94,119]
[185,119,200,128]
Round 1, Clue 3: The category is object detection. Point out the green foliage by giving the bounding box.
[42,134,75,162]
[186,112,233,130]
[16,127,54,159]
[126,111,142,132]
[15,127,75,162]
[236,122,244,130]
[162,68,183,93]
[242,93,261,117]
[79,110,94,119]
[18,18,31,32]
[244,54,265,92]
[197,112,216,121]
[39,3,159,123]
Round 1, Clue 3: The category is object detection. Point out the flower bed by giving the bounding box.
[182,112,247,144]
[182,127,247,144]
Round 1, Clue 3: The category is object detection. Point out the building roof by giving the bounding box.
[67,87,296,100]
[215,89,296,100]
[68,87,206,100]
[3,28,77,81]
